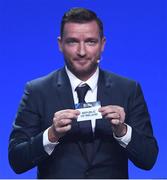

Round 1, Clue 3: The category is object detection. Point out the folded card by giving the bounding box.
[75,101,102,122]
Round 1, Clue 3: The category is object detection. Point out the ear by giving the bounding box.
[57,36,63,52]
[101,36,106,52]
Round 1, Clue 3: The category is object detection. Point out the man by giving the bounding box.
[9,8,158,178]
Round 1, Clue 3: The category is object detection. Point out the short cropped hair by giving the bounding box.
[60,8,104,38]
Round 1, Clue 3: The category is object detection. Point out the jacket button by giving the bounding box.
[85,171,89,176]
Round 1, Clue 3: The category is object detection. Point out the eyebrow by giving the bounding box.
[85,38,99,41]
[65,37,99,41]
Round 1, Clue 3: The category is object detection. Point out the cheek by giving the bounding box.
[63,46,77,57]
[89,47,101,57]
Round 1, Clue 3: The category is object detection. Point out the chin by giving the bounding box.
[66,61,98,77]
[73,66,97,78]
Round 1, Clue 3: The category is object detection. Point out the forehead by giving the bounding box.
[63,21,100,38]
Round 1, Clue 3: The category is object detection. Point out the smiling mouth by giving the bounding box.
[75,59,89,65]
[74,58,90,62]
[75,58,88,61]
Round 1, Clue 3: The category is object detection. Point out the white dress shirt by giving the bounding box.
[43,67,132,155]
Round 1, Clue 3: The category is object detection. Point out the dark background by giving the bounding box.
[0,0,166,178]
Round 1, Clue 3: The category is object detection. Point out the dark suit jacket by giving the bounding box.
[8,68,158,179]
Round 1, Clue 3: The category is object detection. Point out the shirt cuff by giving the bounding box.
[113,124,132,148]
[43,128,59,155]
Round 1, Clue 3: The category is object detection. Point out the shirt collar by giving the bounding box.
[65,66,99,92]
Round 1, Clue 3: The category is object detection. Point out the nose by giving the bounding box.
[77,42,86,57]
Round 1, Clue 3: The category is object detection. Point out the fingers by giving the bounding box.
[111,119,120,125]
[55,109,80,118]
[99,105,127,136]
[52,109,80,138]
[55,124,72,134]
[51,106,125,139]
[99,105,125,124]
[102,112,120,120]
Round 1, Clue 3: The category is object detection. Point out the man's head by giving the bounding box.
[60,8,104,39]
[58,8,106,81]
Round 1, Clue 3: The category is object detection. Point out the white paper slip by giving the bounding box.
[76,101,102,122]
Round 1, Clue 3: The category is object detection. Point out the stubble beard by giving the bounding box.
[64,57,98,81]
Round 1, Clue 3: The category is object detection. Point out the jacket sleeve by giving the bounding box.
[8,82,49,174]
[126,82,158,170]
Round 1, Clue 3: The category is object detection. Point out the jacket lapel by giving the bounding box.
[54,68,89,161]
[92,69,115,161]
[55,68,75,110]
[54,68,81,141]
[97,69,115,107]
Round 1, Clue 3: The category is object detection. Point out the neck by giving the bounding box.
[65,66,99,82]
[75,71,96,81]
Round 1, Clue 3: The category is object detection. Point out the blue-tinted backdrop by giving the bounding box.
[0,0,166,178]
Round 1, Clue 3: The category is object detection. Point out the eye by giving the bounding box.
[65,39,78,45]
[86,40,98,46]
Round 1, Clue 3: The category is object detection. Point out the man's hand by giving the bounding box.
[48,109,80,142]
[99,105,127,137]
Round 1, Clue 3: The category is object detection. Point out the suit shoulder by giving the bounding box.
[101,70,142,98]
[102,70,137,86]
[25,68,62,91]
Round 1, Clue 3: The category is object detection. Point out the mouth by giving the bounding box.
[74,58,90,65]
